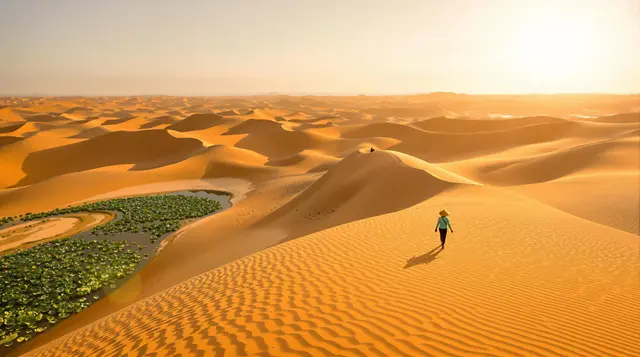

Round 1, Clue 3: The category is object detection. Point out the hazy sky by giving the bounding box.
[1,0,639,95]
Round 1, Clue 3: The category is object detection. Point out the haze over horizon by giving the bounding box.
[1,0,639,96]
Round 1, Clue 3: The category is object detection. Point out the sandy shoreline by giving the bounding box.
[0,212,114,255]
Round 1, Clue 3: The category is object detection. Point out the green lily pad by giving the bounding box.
[0,333,18,345]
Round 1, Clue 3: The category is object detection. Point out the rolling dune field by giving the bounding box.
[0,94,638,356]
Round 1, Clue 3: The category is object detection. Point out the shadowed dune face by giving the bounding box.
[0,122,26,134]
[0,95,639,357]
[23,114,66,122]
[16,130,205,186]
[166,113,225,132]
[138,115,179,129]
[0,136,24,147]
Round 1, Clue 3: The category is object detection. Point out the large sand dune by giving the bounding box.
[16,129,205,186]
[24,187,640,357]
[0,122,25,134]
[166,113,226,132]
[1,94,638,357]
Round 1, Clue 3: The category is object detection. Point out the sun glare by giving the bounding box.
[507,11,602,92]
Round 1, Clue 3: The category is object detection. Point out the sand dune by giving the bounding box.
[512,172,639,235]
[62,106,96,115]
[0,130,82,188]
[453,136,640,186]
[0,135,23,147]
[25,186,639,357]
[412,115,566,133]
[389,150,481,185]
[4,122,40,136]
[360,106,453,118]
[70,116,101,125]
[1,95,639,357]
[287,115,346,125]
[138,115,179,129]
[0,166,154,215]
[175,127,246,147]
[67,126,112,139]
[223,118,283,135]
[217,109,256,116]
[16,130,205,186]
[233,126,334,158]
[233,122,400,159]
[102,110,135,120]
[216,110,241,116]
[199,145,290,180]
[343,120,636,163]
[101,117,133,126]
[23,114,67,122]
[0,121,25,134]
[583,112,640,123]
[166,113,225,132]
[100,116,150,131]
[200,144,268,165]
[284,111,314,120]
[257,150,462,241]
[266,149,341,173]
[0,107,25,121]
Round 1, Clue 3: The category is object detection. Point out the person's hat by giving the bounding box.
[439,209,449,216]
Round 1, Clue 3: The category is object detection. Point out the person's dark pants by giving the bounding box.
[439,228,448,246]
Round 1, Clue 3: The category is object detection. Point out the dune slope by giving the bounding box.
[26,186,640,357]
[257,150,463,241]
[166,113,225,132]
[17,130,204,186]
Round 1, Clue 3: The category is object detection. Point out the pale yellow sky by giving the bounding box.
[1,0,639,95]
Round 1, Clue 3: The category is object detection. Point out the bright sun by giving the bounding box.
[507,11,601,92]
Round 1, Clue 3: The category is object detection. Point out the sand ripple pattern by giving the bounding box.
[29,187,640,357]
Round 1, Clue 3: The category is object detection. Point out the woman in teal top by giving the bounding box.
[435,209,453,249]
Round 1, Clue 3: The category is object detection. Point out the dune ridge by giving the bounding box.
[167,113,225,132]
[256,150,464,241]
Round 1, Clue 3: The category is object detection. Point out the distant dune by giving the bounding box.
[0,122,25,134]
[23,114,66,122]
[0,95,638,357]
[166,113,225,132]
[138,115,179,129]
[16,129,204,186]
[412,115,567,133]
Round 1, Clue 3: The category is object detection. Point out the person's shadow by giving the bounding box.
[404,246,442,269]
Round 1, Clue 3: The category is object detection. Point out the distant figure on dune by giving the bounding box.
[370,147,375,152]
[435,209,453,249]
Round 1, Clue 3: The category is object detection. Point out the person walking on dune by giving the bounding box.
[435,209,453,249]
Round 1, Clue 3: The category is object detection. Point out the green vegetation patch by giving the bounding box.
[21,194,223,243]
[0,216,15,227]
[0,238,140,347]
[0,194,224,348]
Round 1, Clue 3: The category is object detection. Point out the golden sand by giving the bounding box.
[0,95,637,356]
